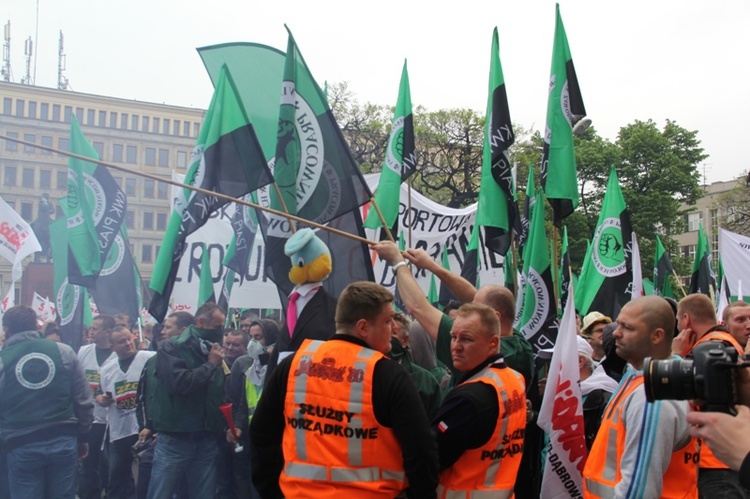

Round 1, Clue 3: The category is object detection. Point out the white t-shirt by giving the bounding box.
[78,344,117,424]
[99,350,155,442]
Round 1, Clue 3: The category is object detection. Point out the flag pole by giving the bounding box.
[368,197,395,242]
[270,182,297,235]
[551,225,560,309]
[1,135,377,246]
[672,269,688,298]
[407,181,413,248]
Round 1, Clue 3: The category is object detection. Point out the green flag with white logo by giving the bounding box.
[148,65,272,322]
[50,217,88,352]
[575,166,634,318]
[364,60,416,232]
[541,4,587,226]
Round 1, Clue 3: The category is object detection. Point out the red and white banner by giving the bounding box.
[0,196,41,282]
[537,289,587,498]
[32,292,56,322]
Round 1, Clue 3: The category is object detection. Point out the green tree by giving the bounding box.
[715,173,750,236]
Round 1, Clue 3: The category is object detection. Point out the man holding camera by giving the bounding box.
[673,294,748,497]
[97,326,155,499]
[583,296,697,498]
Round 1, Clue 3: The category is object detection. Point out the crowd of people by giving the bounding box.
[1,239,750,498]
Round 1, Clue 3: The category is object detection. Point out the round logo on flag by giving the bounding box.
[56,278,81,326]
[66,171,107,228]
[592,217,626,277]
[99,234,125,277]
[15,352,56,390]
[384,116,405,176]
[516,268,550,337]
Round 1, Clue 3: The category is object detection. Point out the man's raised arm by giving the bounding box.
[403,248,477,304]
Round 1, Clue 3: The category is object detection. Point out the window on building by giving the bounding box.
[52,104,61,121]
[23,134,35,153]
[156,212,167,231]
[712,234,719,264]
[145,147,156,166]
[682,245,697,259]
[20,202,33,221]
[113,176,122,188]
[193,122,200,137]
[155,245,160,260]
[173,120,180,135]
[141,245,153,263]
[41,135,53,155]
[125,178,136,196]
[158,149,169,167]
[162,119,170,135]
[39,102,49,120]
[3,98,11,114]
[126,145,137,164]
[59,138,69,151]
[686,212,702,232]
[120,113,128,129]
[113,144,124,163]
[28,101,36,118]
[153,117,160,133]
[109,111,117,128]
[183,121,190,136]
[157,181,167,199]
[64,106,72,123]
[131,115,139,131]
[4,166,17,186]
[143,212,154,230]
[710,209,718,230]
[40,169,51,189]
[5,131,18,151]
[144,179,154,198]
[22,168,34,187]
[93,142,104,158]
[99,110,107,127]
[142,116,150,132]
[57,170,67,190]
[177,150,187,168]
[125,210,135,230]
[15,99,24,117]
[76,107,84,122]
[87,109,95,125]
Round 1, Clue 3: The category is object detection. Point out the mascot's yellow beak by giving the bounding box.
[289,253,333,285]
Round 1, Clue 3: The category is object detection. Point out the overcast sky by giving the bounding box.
[3,0,748,185]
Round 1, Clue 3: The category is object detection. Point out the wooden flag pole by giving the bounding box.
[0,134,376,246]
[672,269,688,298]
[407,181,413,248]
[368,197,395,243]
[269,182,297,235]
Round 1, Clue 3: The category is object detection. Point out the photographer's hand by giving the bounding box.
[687,405,750,471]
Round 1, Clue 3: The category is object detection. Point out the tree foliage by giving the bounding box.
[715,172,750,236]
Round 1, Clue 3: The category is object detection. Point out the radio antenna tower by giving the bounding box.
[57,30,69,90]
[21,36,33,85]
[1,21,11,82]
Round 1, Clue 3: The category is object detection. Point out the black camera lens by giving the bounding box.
[643,356,697,402]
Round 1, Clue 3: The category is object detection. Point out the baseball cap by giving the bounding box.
[582,311,612,334]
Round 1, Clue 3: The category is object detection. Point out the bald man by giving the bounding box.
[583,296,698,499]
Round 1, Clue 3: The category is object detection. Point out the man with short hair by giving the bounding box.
[97,326,155,499]
[674,294,748,497]
[583,296,698,498]
[223,329,250,368]
[161,312,194,340]
[434,303,527,497]
[581,311,612,363]
[146,302,228,499]
[78,315,117,499]
[724,301,750,349]
[250,281,438,498]
[0,305,94,498]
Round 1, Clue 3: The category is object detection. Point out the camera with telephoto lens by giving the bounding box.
[643,341,742,414]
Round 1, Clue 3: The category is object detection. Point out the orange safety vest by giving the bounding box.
[437,363,527,499]
[692,330,743,470]
[280,339,405,498]
[583,374,698,499]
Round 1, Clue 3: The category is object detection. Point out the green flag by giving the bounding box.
[364,60,416,231]
[65,115,126,287]
[518,167,536,256]
[148,65,272,322]
[689,222,716,298]
[476,27,517,256]
[513,188,558,361]
[50,218,88,351]
[199,245,216,307]
[438,244,456,306]
[503,244,517,297]
[575,166,634,318]
[653,235,675,298]
[541,4,587,226]
[428,274,440,309]
[558,225,572,316]
[460,223,480,287]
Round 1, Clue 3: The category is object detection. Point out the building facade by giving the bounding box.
[0,81,205,300]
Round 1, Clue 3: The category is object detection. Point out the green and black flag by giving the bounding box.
[689,222,716,298]
[575,166,633,319]
[89,227,141,321]
[503,244,517,297]
[513,188,558,363]
[517,167,536,256]
[460,224,480,287]
[653,235,675,298]
[65,115,126,288]
[50,218,88,351]
[364,60,416,233]
[476,27,517,256]
[558,225,572,316]
[541,4,587,226]
[148,65,272,322]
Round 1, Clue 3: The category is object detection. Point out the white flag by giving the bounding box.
[0,282,15,326]
[537,288,587,498]
[631,232,644,299]
[0,196,42,282]
[717,276,729,322]
[32,292,56,323]
[719,228,750,300]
